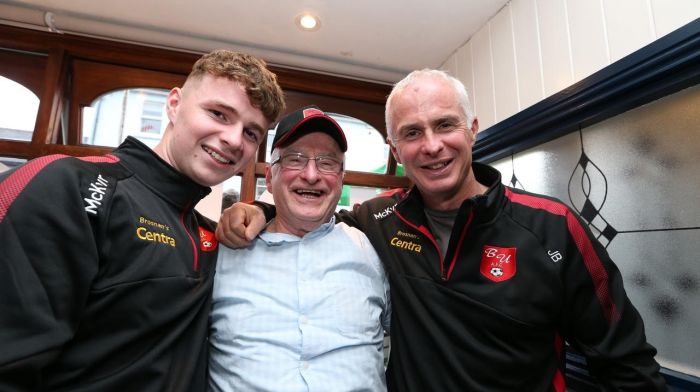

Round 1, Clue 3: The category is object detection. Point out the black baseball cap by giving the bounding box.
[271,105,347,152]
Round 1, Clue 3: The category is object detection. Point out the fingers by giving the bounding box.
[216,202,253,248]
[244,212,267,241]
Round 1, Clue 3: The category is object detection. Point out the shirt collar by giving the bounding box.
[259,215,337,245]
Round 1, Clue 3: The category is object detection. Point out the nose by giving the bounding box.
[421,129,444,156]
[220,123,244,149]
[299,158,321,182]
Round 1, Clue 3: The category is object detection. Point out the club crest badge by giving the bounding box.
[198,227,218,252]
[480,245,516,282]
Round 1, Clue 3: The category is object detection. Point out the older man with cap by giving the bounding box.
[208,106,391,392]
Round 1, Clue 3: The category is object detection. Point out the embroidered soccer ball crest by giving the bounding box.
[198,227,218,252]
[480,245,516,282]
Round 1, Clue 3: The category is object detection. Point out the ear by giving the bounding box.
[468,116,479,146]
[166,87,182,122]
[387,137,403,164]
[265,165,273,193]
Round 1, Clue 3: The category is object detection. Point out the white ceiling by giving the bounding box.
[0,0,509,83]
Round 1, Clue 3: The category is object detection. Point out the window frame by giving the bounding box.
[0,23,410,201]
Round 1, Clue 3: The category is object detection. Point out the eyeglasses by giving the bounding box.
[271,153,344,174]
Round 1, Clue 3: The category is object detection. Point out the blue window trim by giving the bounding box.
[473,17,700,164]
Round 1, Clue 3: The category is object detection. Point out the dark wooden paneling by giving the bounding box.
[0,23,403,198]
[0,49,47,95]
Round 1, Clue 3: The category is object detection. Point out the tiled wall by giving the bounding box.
[491,84,700,377]
[442,0,700,130]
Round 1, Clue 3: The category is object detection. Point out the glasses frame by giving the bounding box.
[271,152,344,175]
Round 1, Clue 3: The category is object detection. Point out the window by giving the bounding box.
[139,90,168,135]
[0,76,39,142]
[0,157,26,173]
[0,24,409,215]
[82,88,169,148]
[69,59,185,147]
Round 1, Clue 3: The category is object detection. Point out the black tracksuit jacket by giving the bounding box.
[0,137,217,391]
[336,162,666,391]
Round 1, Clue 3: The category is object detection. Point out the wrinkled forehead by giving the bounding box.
[406,76,459,105]
[392,85,463,123]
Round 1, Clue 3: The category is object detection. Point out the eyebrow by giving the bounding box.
[246,121,266,135]
[209,99,266,134]
[431,114,462,125]
[396,123,420,134]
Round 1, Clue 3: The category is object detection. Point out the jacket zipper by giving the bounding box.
[180,203,199,271]
[394,210,445,278]
[444,211,474,280]
[395,209,474,280]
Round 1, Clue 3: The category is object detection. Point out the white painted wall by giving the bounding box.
[442,0,700,130]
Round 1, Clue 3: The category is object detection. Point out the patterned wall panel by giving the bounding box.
[492,84,700,377]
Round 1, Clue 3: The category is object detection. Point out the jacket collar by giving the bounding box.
[113,136,211,209]
[395,162,505,226]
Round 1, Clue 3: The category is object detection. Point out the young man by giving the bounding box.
[0,49,284,391]
[209,106,390,392]
[218,70,667,391]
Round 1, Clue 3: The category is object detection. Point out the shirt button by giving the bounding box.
[300,315,308,324]
[302,361,309,369]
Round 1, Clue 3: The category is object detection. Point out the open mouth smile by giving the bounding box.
[423,160,451,170]
[203,146,232,164]
[293,189,324,199]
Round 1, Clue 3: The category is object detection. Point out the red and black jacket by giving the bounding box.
[0,137,217,392]
[337,162,666,391]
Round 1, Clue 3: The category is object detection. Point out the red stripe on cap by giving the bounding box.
[0,154,119,222]
[504,188,620,324]
[302,108,324,117]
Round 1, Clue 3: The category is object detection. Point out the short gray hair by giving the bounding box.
[385,69,475,141]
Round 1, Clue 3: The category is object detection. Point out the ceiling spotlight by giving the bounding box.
[296,13,320,31]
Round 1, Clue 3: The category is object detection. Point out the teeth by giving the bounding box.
[203,147,231,164]
[295,189,321,197]
[426,162,448,169]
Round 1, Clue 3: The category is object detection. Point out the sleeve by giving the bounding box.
[251,200,277,223]
[381,268,392,333]
[362,233,391,332]
[561,209,667,391]
[0,159,101,390]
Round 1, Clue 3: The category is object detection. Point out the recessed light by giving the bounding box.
[296,13,321,31]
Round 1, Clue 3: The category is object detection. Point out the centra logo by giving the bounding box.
[136,227,176,247]
[390,237,422,253]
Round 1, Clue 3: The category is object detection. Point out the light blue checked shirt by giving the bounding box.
[209,217,391,392]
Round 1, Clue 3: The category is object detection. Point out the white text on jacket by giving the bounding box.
[84,174,109,215]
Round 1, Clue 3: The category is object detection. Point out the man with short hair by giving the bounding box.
[218,70,666,391]
[209,106,390,392]
[0,49,284,391]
